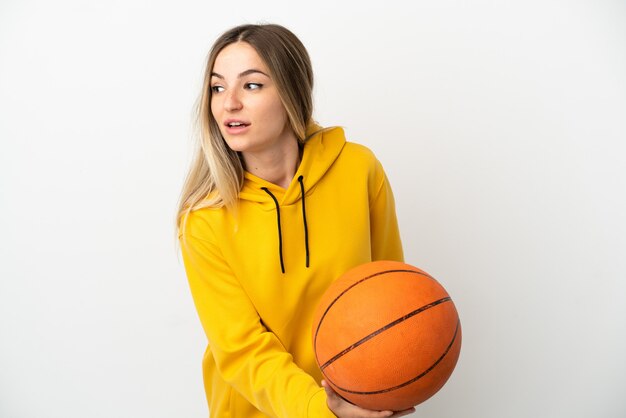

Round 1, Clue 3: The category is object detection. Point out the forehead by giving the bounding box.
[213,42,268,75]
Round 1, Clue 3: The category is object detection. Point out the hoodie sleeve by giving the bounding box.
[179,215,336,418]
[369,159,404,262]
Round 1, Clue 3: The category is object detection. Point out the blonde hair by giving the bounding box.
[176,23,314,235]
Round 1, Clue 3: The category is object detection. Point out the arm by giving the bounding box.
[180,218,335,418]
[317,156,413,418]
[369,159,404,262]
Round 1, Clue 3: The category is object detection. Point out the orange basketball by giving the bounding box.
[312,260,462,411]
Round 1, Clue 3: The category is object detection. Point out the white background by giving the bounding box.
[1,1,625,417]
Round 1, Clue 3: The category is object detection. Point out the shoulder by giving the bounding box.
[340,141,386,179]
[340,141,380,168]
[343,141,376,159]
[178,204,229,242]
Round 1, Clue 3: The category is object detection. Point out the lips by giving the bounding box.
[223,119,251,135]
[224,119,250,128]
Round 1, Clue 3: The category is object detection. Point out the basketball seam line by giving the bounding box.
[327,319,460,395]
[313,269,434,351]
[319,296,452,371]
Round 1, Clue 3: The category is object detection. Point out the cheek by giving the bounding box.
[209,99,226,136]
[265,98,289,127]
[210,97,219,118]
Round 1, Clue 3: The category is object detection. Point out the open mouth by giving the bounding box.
[226,121,249,128]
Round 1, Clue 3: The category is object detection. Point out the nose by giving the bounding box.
[224,89,242,112]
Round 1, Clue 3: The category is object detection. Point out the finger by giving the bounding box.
[390,407,416,417]
[362,411,394,418]
[322,381,394,417]
[321,380,341,407]
[321,380,334,397]
[348,409,393,418]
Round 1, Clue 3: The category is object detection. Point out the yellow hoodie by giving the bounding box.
[179,125,403,418]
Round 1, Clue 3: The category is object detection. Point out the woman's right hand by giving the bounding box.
[322,380,416,418]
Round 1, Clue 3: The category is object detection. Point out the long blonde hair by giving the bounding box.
[176,24,314,235]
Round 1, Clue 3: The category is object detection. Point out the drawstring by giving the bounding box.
[298,175,310,268]
[261,187,285,274]
[261,176,310,274]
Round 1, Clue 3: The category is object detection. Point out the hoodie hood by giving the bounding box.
[239,124,346,207]
[238,123,346,273]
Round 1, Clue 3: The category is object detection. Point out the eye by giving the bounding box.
[211,85,225,93]
[245,83,263,90]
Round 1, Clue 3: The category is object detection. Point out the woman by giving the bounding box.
[177,23,412,418]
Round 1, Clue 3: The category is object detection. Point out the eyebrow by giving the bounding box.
[211,69,270,79]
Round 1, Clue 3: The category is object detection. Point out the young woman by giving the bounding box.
[177,23,413,418]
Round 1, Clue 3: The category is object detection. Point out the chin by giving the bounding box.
[223,138,249,153]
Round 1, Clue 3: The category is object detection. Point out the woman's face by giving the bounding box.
[210,42,295,157]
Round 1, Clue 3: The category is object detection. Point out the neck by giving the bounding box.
[242,139,301,189]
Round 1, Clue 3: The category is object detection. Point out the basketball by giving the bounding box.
[312,260,462,411]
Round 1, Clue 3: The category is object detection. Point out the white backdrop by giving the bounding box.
[1,1,625,417]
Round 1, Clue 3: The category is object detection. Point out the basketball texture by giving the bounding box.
[312,260,462,411]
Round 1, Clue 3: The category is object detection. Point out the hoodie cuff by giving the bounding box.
[307,387,337,418]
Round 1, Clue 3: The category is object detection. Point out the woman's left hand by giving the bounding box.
[322,380,416,418]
